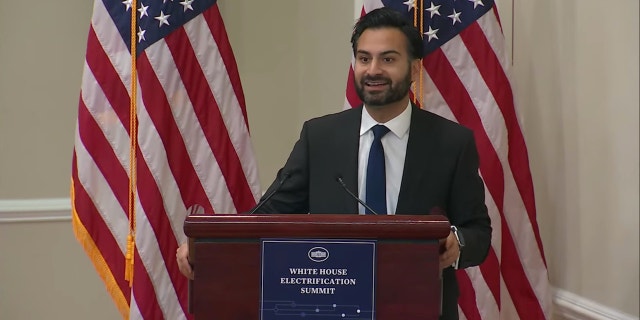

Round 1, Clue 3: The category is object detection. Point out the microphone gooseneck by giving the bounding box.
[248,172,290,214]
[335,176,378,215]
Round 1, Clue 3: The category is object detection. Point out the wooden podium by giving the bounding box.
[184,214,450,319]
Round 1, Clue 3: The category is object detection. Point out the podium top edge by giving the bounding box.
[185,213,449,222]
[184,214,451,240]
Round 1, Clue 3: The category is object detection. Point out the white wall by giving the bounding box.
[513,0,639,317]
[0,0,637,319]
[217,0,354,185]
[0,215,120,319]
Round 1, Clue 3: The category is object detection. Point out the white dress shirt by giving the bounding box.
[357,102,411,215]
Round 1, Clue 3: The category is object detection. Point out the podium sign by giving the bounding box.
[261,239,376,320]
[184,214,450,320]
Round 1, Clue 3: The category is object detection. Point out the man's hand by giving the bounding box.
[439,231,460,270]
[176,242,194,280]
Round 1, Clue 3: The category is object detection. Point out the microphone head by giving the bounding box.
[334,174,378,215]
[248,170,291,214]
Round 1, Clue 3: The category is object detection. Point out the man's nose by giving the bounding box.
[366,59,383,75]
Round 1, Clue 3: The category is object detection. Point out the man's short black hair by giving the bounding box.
[351,7,424,60]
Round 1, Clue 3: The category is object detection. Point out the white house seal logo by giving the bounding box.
[307,247,329,262]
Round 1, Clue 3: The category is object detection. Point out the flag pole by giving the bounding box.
[411,0,425,108]
[125,0,139,287]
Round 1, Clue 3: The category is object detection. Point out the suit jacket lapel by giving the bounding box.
[335,107,362,213]
[396,106,437,214]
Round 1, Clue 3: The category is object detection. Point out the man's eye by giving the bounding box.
[383,57,394,63]
[358,57,369,63]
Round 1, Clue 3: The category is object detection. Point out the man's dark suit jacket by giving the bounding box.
[254,105,492,320]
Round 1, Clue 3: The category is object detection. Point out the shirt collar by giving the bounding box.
[360,101,412,138]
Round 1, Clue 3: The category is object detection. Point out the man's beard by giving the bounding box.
[354,71,412,108]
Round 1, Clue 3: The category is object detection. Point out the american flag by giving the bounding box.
[346,0,551,319]
[71,0,261,319]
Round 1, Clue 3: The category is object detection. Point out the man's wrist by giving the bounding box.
[451,225,465,269]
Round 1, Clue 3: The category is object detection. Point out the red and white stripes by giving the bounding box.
[347,1,551,319]
[72,1,260,319]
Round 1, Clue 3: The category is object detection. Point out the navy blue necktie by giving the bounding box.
[366,125,390,214]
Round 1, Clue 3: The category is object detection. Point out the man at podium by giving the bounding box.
[178,7,491,320]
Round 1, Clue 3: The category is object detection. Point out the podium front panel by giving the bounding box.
[186,214,450,320]
[191,239,441,320]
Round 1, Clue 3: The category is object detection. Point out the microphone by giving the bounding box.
[248,172,291,214]
[335,176,378,215]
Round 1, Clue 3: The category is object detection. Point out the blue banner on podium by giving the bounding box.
[260,239,376,320]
